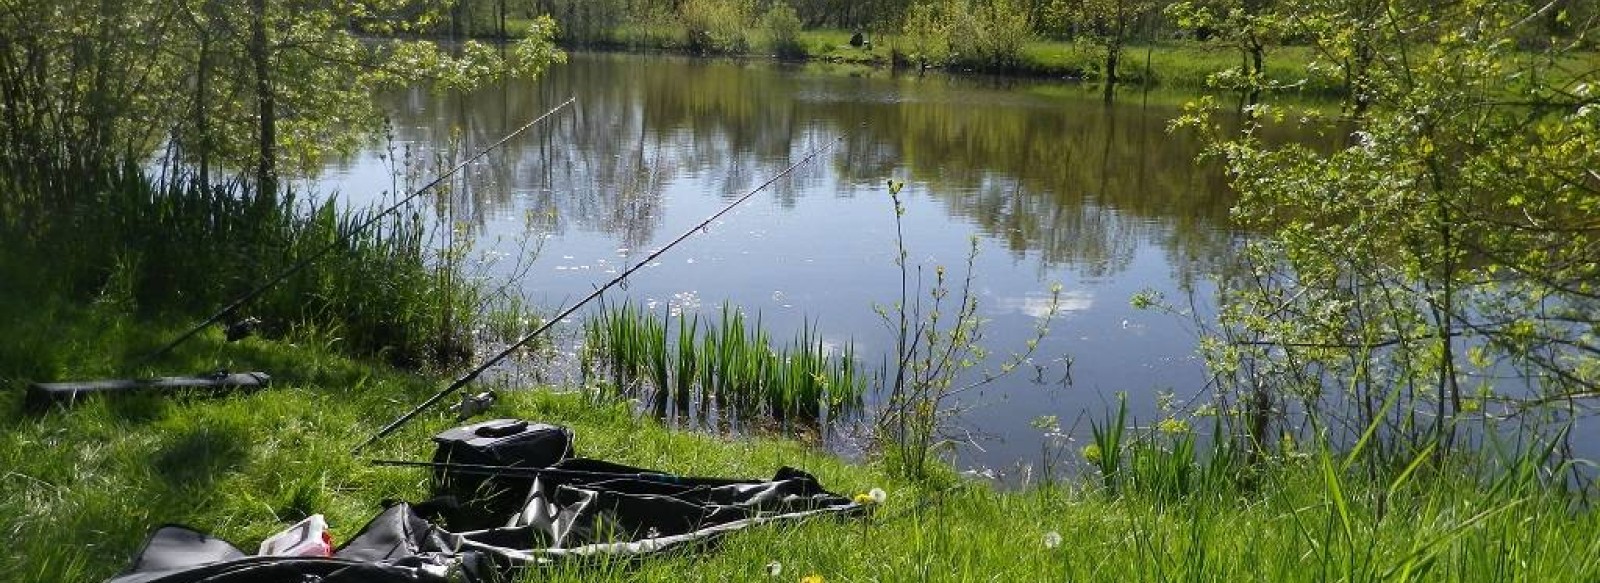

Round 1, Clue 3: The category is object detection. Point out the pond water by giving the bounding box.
[316,51,1319,479]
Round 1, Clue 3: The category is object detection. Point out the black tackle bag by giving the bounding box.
[429,419,573,527]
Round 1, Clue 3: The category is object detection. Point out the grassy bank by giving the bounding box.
[4,256,1600,581]
[513,19,1332,94]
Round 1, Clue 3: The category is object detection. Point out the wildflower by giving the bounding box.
[1081,444,1103,465]
[1155,391,1175,412]
[1043,531,1062,549]
[1157,417,1190,435]
[853,488,887,505]
[801,575,825,583]
[766,560,782,577]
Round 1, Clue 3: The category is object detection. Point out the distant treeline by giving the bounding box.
[437,0,1596,48]
[429,0,1598,101]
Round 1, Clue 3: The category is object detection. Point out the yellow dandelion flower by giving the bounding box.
[1082,443,1103,465]
[801,575,825,583]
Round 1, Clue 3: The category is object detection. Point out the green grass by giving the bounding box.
[509,17,1338,94]
[0,164,477,372]
[7,281,1600,581]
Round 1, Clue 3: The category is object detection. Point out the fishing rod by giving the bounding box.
[139,97,577,366]
[351,133,847,454]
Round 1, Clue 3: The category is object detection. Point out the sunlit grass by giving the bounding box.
[5,262,1600,581]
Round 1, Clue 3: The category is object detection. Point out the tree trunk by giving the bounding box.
[250,0,276,198]
[195,32,210,187]
[1247,40,1264,110]
[1103,40,1120,103]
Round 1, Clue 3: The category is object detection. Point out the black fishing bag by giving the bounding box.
[108,419,862,583]
[430,419,573,526]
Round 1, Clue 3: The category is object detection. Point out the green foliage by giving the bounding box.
[1087,395,1129,492]
[0,0,563,190]
[1044,0,1163,97]
[1175,0,1600,461]
[948,0,1035,69]
[896,0,1033,70]
[900,2,954,67]
[680,0,753,54]
[542,0,630,44]
[1077,396,1241,499]
[762,3,807,58]
[1166,0,1294,101]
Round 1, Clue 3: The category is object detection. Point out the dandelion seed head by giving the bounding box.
[1043,531,1062,549]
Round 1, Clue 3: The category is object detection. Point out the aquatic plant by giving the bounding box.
[873,178,1063,482]
[582,300,865,425]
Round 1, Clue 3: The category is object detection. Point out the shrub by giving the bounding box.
[947,0,1032,70]
[762,4,805,59]
[900,2,952,68]
[681,0,752,54]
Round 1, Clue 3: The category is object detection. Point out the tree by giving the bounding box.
[1051,0,1163,102]
[1167,0,1289,108]
[1177,0,1600,460]
[0,0,564,194]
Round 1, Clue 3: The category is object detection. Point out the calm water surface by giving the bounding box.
[317,52,1314,478]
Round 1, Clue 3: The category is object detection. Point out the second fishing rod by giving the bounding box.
[352,133,848,454]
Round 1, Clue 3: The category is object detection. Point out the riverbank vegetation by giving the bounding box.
[6,0,1600,581]
[457,0,1596,101]
[581,300,865,424]
[1168,0,1600,469]
[5,293,1600,581]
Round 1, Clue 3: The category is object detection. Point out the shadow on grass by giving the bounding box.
[155,422,251,490]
